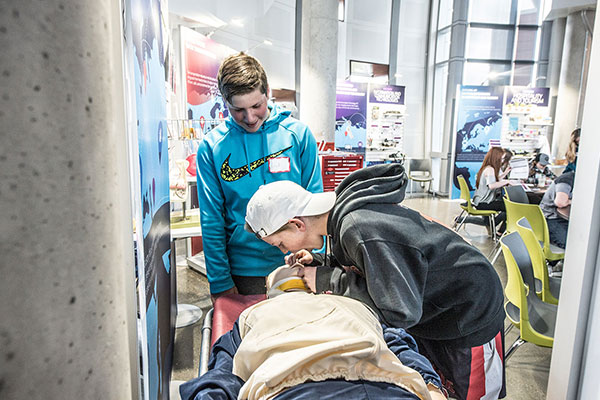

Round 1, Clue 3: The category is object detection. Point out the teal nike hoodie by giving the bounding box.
[196,102,323,293]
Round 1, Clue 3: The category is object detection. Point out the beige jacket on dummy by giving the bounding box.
[232,291,434,400]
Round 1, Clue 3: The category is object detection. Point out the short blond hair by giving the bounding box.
[218,52,269,103]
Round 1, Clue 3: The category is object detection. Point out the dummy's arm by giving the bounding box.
[179,322,244,400]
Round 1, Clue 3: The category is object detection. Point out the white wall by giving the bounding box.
[170,0,296,92]
[393,0,430,158]
[337,0,392,80]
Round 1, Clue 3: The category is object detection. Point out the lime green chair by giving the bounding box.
[503,198,565,263]
[453,175,498,239]
[500,232,558,360]
[516,218,561,305]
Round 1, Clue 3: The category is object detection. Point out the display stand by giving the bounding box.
[365,84,406,166]
[501,88,552,158]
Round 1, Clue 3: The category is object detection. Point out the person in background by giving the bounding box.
[180,265,447,400]
[196,52,323,301]
[527,152,556,186]
[245,164,506,400]
[540,171,575,249]
[472,147,518,234]
[563,128,580,174]
[501,148,513,176]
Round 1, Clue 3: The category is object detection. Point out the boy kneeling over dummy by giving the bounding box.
[180,264,447,400]
[244,163,506,400]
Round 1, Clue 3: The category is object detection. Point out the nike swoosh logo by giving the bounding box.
[220,145,293,182]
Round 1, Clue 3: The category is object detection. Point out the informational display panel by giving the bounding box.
[450,85,504,199]
[335,80,368,158]
[501,87,551,157]
[180,27,235,135]
[365,83,406,165]
[450,85,552,199]
[123,0,174,398]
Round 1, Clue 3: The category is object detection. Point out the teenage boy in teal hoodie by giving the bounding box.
[196,53,322,300]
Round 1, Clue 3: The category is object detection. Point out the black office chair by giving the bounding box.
[504,185,529,204]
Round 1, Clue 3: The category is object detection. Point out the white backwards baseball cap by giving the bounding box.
[245,181,336,238]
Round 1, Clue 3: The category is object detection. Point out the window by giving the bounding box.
[431,63,449,152]
[438,0,454,30]
[515,27,538,61]
[467,27,513,60]
[436,29,452,63]
[469,0,515,24]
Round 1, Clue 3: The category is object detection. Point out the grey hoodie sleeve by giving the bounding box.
[316,216,428,328]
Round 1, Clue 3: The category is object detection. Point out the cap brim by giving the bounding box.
[298,191,336,217]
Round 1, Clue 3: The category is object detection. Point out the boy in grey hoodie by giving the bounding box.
[245,163,506,400]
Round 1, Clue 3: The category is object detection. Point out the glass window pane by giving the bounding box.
[467,27,513,60]
[469,0,515,24]
[432,64,449,153]
[436,29,451,63]
[438,0,453,29]
[463,62,511,86]
[515,28,538,60]
[519,0,541,25]
[513,63,534,86]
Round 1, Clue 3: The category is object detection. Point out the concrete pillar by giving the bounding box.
[551,12,589,160]
[0,1,138,399]
[545,17,565,151]
[299,0,338,142]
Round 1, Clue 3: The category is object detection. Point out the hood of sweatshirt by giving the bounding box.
[328,163,408,235]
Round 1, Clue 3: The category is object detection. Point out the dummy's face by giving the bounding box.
[264,222,324,254]
[226,88,269,133]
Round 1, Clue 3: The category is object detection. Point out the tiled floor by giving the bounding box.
[171,194,551,399]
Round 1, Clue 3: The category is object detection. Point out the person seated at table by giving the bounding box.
[526,153,556,186]
[501,148,513,175]
[473,147,518,234]
[540,171,574,249]
[180,265,447,400]
[563,128,580,174]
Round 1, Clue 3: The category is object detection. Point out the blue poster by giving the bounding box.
[335,80,368,157]
[451,85,504,199]
[125,0,173,398]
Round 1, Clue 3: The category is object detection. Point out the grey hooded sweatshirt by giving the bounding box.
[314,163,505,348]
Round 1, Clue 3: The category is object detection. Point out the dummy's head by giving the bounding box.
[245,181,336,253]
[266,264,309,298]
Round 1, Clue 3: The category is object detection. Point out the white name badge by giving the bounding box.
[269,157,290,173]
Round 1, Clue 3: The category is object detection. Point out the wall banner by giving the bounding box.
[180,27,234,135]
[124,0,173,398]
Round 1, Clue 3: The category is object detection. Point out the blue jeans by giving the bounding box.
[546,218,569,249]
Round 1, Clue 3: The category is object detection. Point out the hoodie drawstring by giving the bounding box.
[243,133,252,178]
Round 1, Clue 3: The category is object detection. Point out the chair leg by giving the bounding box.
[489,215,497,241]
[452,210,466,229]
[455,214,468,232]
[489,245,502,266]
[505,335,526,361]
[504,323,514,336]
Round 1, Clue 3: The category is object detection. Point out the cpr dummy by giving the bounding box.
[233,264,446,400]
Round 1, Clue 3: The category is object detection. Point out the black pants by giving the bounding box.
[475,200,506,233]
[231,275,267,295]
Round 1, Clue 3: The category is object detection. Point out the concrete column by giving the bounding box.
[299,0,338,142]
[545,17,565,151]
[0,1,138,399]
[551,12,588,160]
